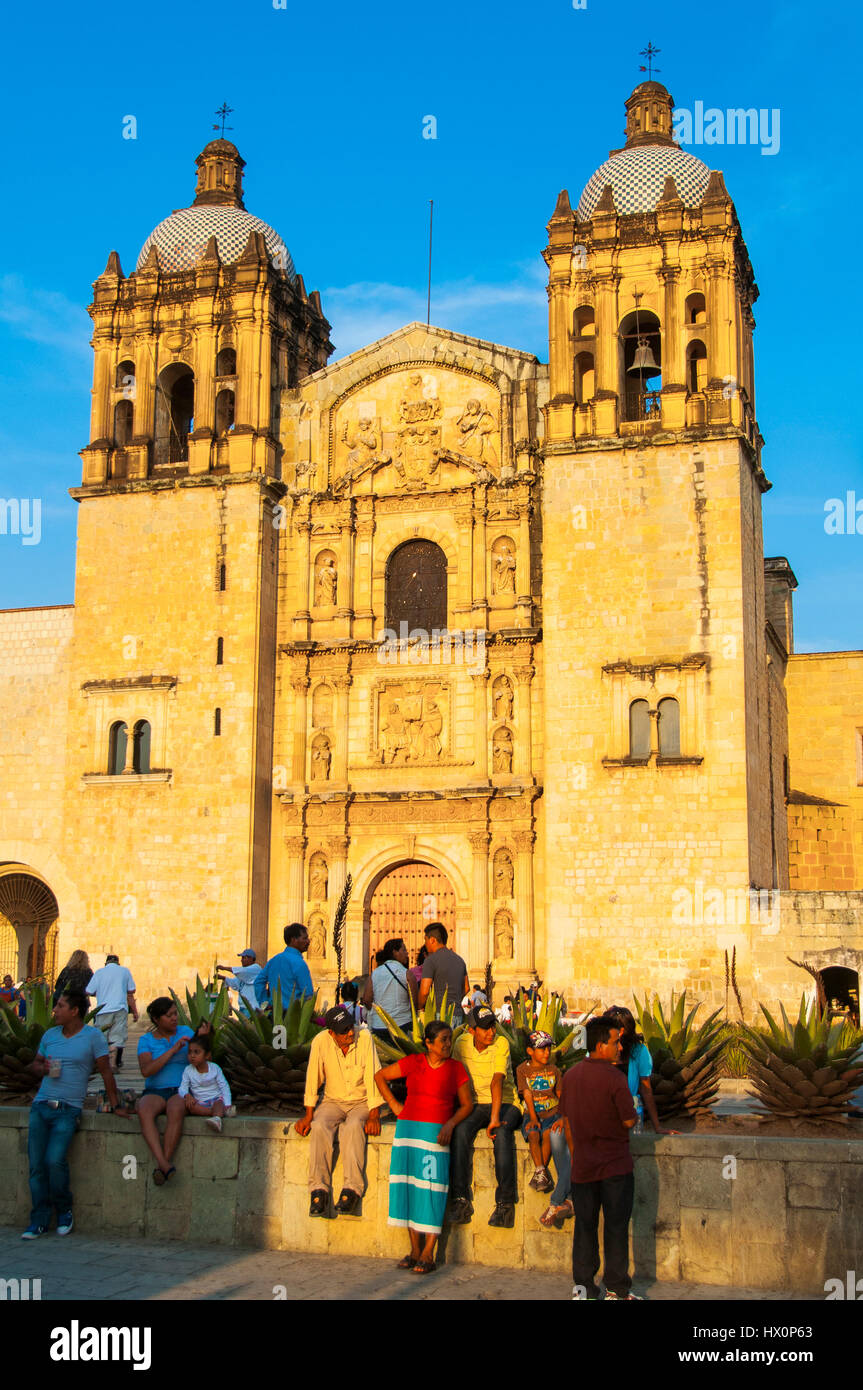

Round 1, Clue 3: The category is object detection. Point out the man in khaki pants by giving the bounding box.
[295,1005,381,1216]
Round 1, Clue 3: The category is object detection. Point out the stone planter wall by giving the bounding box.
[0,1108,858,1294]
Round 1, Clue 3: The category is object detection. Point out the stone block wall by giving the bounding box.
[0,1109,857,1294]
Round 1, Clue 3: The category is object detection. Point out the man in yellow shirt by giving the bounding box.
[449,1005,521,1227]
[295,1005,381,1217]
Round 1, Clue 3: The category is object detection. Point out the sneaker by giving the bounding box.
[528,1168,544,1191]
[446,1197,474,1225]
[206,1115,222,1133]
[556,1198,574,1219]
[335,1189,360,1216]
[536,1167,554,1193]
[21,1225,47,1240]
[604,1290,643,1300]
[309,1189,329,1218]
[488,1201,515,1228]
[56,1212,74,1236]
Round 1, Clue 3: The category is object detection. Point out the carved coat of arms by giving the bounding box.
[394,374,442,489]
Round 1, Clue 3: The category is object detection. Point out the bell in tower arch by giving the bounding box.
[628,335,659,375]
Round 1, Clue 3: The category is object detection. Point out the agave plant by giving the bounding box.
[373,987,464,1063]
[633,991,725,1118]
[741,995,863,1125]
[169,976,232,1059]
[219,987,324,1111]
[496,988,589,1074]
[0,985,102,1098]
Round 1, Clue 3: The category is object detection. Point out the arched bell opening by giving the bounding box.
[154,363,195,467]
[687,340,708,394]
[619,308,662,422]
[575,350,595,405]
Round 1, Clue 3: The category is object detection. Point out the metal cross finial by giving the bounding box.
[212,103,234,137]
[638,43,661,81]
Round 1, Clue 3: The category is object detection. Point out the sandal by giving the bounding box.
[411,1260,437,1274]
[396,1255,416,1269]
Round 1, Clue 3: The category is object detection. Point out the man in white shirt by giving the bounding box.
[86,954,137,1071]
[216,948,263,1016]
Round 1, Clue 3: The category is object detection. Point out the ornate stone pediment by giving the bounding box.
[332,366,501,495]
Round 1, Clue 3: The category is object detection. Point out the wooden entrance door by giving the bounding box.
[368,862,456,972]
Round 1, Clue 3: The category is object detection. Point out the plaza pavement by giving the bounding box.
[0,1228,810,1300]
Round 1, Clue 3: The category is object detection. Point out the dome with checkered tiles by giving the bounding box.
[136,205,295,277]
[576,143,712,220]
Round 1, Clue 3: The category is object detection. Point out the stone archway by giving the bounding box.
[366,861,457,973]
[0,866,60,985]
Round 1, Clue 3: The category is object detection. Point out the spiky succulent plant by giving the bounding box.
[633,991,725,1118]
[0,985,102,1097]
[741,995,863,1125]
[218,987,324,1111]
[169,977,232,1060]
[496,988,588,1073]
[373,987,463,1062]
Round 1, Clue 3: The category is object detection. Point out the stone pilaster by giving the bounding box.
[472,671,489,783]
[514,664,534,780]
[514,828,535,974]
[468,831,490,973]
[290,676,309,783]
[285,834,307,923]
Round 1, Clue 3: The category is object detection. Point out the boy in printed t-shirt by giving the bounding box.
[516,1030,573,1227]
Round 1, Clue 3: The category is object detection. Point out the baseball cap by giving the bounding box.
[325,1005,354,1035]
[528,1030,554,1050]
[470,1006,497,1030]
[238,948,256,960]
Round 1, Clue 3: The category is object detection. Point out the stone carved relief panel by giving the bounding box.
[307,911,326,959]
[372,679,451,766]
[332,367,501,493]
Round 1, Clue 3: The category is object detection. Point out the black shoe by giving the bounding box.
[309,1189,328,1217]
[446,1197,474,1225]
[488,1202,515,1228]
[335,1189,360,1216]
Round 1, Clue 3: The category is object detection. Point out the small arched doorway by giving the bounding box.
[367,861,457,973]
[0,868,60,986]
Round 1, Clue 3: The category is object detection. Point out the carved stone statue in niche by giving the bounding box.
[309,853,328,901]
[492,540,517,595]
[308,913,326,959]
[314,553,337,606]
[311,734,332,781]
[494,910,514,960]
[493,675,514,721]
[493,726,514,774]
[394,374,442,490]
[455,398,498,466]
[493,849,514,899]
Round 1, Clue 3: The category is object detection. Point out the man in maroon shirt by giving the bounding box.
[560,1015,639,1301]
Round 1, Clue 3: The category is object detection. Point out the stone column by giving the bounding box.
[516,502,532,626]
[354,509,375,639]
[472,487,488,624]
[514,828,535,974]
[468,831,490,973]
[471,671,489,783]
[337,503,355,639]
[593,273,619,395]
[453,509,473,622]
[333,674,352,785]
[514,664,534,780]
[290,676,309,783]
[90,339,113,445]
[293,514,312,641]
[661,268,683,386]
[285,835,307,923]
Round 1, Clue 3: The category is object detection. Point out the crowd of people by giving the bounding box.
[9,923,675,1298]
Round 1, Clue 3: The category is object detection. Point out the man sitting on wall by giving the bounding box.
[295,1004,381,1216]
[448,1004,522,1228]
[254,923,313,1008]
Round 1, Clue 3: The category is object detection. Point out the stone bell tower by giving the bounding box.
[62,139,333,992]
[538,78,789,1007]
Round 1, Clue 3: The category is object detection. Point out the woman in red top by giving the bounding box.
[375,1020,473,1274]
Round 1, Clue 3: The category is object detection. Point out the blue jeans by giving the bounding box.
[450,1102,521,1205]
[28,1101,80,1227]
[522,1111,572,1206]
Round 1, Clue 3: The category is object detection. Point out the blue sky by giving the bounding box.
[0,0,860,651]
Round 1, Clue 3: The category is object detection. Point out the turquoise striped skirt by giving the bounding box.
[388,1119,451,1235]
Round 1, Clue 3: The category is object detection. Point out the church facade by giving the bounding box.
[2,81,861,1013]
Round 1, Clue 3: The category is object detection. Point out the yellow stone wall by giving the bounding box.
[786,652,863,888]
[54,479,279,1004]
